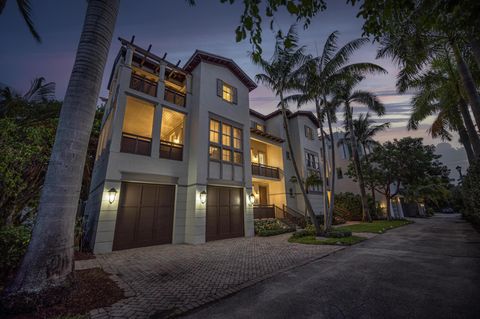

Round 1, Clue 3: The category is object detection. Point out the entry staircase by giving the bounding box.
[253,204,308,229]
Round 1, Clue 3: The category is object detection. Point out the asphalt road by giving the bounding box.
[183,214,480,319]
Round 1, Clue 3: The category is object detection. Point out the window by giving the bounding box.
[289,188,294,198]
[286,151,291,160]
[305,151,320,170]
[209,119,243,164]
[307,170,322,192]
[336,167,343,179]
[217,79,238,104]
[160,108,185,161]
[121,96,154,156]
[305,125,314,140]
[251,120,265,132]
[96,109,114,160]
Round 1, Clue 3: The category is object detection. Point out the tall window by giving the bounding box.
[160,107,185,161]
[304,125,314,140]
[121,96,154,156]
[305,151,320,170]
[209,119,243,164]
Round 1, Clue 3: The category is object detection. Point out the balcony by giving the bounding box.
[251,163,280,179]
[130,73,158,97]
[159,140,183,161]
[164,87,186,107]
[120,133,152,156]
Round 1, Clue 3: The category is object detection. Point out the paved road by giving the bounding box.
[183,214,480,319]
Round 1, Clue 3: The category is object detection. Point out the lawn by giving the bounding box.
[335,220,413,234]
[288,235,366,246]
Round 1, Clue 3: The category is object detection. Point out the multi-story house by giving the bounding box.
[84,39,326,253]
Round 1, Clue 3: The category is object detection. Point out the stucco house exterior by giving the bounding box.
[84,39,326,253]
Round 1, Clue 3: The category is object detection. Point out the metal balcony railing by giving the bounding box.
[159,140,183,161]
[164,87,186,107]
[120,133,152,156]
[130,73,158,97]
[251,163,280,179]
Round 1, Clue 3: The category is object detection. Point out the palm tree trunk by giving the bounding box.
[458,98,480,157]
[315,99,329,231]
[280,93,321,234]
[346,103,371,222]
[5,0,119,295]
[451,42,480,128]
[458,122,475,164]
[325,109,335,230]
[385,192,392,221]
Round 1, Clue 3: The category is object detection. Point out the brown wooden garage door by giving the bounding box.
[206,186,244,241]
[113,182,175,250]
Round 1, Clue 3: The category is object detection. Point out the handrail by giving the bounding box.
[251,162,280,179]
[130,73,158,97]
[164,87,186,107]
[282,204,308,228]
[251,162,278,170]
[160,139,183,148]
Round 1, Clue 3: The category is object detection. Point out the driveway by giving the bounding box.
[76,232,343,318]
[184,214,480,319]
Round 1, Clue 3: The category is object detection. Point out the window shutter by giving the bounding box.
[232,87,238,104]
[216,79,222,97]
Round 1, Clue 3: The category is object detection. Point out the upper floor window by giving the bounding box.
[160,107,185,161]
[251,120,265,132]
[120,96,154,156]
[305,150,320,170]
[209,119,243,164]
[304,125,314,140]
[217,79,238,104]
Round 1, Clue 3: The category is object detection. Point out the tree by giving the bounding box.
[338,112,390,203]
[0,0,41,42]
[333,77,385,222]
[5,0,119,297]
[253,26,322,234]
[289,31,386,229]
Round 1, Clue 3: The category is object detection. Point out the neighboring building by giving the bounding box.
[84,39,326,253]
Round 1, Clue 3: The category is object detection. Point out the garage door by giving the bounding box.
[113,182,175,250]
[206,186,244,241]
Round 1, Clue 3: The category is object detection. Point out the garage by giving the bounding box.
[113,182,175,250]
[206,186,244,241]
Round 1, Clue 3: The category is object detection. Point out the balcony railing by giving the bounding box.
[160,140,183,161]
[130,73,158,97]
[164,87,186,107]
[251,163,280,179]
[120,133,152,156]
[253,205,276,219]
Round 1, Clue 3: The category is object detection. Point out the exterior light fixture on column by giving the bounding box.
[248,193,255,205]
[200,190,207,204]
[108,187,118,204]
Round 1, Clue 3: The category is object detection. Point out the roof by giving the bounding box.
[249,109,319,128]
[184,50,257,92]
[250,128,284,143]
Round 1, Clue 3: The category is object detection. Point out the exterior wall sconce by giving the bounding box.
[108,187,118,204]
[200,190,207,204]
[248,193,255,205]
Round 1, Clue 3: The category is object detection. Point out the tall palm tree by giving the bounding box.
[289,31,386,229]
[339,113,390,203]
[5,0,120,296]
[333,77,385,222]
[0,0,41,42]
[253,26,322,234]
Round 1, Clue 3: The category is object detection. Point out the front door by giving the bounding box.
[259,185,268,205]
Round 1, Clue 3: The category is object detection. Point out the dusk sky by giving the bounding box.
[0,0,468,177]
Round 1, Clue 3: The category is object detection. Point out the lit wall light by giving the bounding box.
[108,187,117,204]
[248,193,255,205]
[200,190,207,204]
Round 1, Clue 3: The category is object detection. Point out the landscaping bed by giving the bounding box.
[254,218,295,237]
[288,235,366,246]
[335,219,413,234]
[3,268,124,319]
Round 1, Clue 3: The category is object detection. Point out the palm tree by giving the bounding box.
[253,26,322,234]
[289,31,386,229]
[338,113,390,203]
[0,0,41,42]
[333,77,385,222]
[5,0,120,297]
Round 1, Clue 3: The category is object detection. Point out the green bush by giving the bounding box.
[0,225,31,283]
[334,192,380,221]
[254,218,294,236]
[325,229,352,238]
[462,159,480,226]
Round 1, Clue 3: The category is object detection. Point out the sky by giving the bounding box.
[0,0,468,178]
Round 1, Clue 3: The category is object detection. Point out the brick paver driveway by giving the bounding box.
[76,234,343,318]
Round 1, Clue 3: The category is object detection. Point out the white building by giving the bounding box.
[84,39,327,253]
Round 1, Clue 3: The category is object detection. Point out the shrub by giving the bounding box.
[0,225,31,283]
[334,192,363,221]
[254,218,294,236]
[462,159,480,226]
[325,229,352,238]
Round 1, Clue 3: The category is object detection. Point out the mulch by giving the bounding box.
[5,268,124,319]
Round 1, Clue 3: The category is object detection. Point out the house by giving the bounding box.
[83,39,326,253]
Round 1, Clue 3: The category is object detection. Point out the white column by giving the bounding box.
[151,104,162,158]
[125,45,134,66]
[157,62,166,100]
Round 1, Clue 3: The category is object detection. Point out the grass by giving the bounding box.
[288,235,366,246]
[335,219,413,234]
